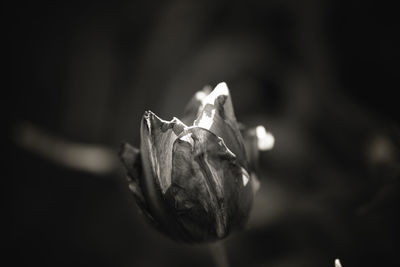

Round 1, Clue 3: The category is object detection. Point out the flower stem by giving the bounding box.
[208,242,229,267]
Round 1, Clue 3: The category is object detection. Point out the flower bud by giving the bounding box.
[120,82,266,242]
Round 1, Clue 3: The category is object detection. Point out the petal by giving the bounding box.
[194,82,248,168]
[140,111,187,193]
[119,142,142,182]
[140,111,195,241]
[119,143,160,228]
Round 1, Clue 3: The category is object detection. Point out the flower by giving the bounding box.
[120,82,271,242]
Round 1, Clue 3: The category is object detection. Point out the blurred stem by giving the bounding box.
[209,242,229,267]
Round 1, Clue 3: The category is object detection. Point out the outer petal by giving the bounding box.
[139,111,192,240]
[194,82,248,169]
[140,111,187,193]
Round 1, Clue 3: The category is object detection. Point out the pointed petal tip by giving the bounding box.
[212,82,230,97]
[215,81,229,91]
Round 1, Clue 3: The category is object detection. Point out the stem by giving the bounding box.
[208,242,229,267]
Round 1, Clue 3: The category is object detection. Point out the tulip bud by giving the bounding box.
[120,82,268,242]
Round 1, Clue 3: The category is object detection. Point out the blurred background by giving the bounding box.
[6,0,399,266]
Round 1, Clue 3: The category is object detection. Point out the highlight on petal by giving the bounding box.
[241,167,250,186]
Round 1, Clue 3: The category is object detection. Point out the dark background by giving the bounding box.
[6,1,399,266]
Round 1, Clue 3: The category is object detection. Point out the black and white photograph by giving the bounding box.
[7,1,399,266]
